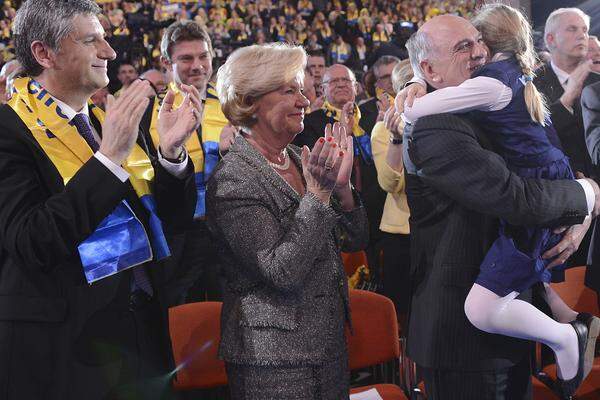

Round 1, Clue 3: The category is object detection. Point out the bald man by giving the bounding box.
[140,69,167,96]
[402,14,598,399]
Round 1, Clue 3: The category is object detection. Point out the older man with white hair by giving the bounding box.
[534,8,600,178]
[400,13,600,399]
[534,7,600,285]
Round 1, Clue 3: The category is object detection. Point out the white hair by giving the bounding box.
[405,31,435,80]
[544,8,590,50]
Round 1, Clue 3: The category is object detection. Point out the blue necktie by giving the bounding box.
[72,113,99,152]
[72,113,154,296]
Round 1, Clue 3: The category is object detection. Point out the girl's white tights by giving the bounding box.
[464,283,579,380]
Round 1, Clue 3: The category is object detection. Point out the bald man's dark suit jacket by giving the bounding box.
[0,104,196,399]
[405,114,588,372]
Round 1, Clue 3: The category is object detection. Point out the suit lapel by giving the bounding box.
[538,63,564,103]
[231,135,302,202]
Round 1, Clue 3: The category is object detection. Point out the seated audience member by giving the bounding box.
[360,55,401,136]
[295,63,386,273]
[307,49,326,96]
[329,35,352,65]
[303,69,323,112]
[370,59,413,327]
[208,43,368,399]
[140,68,168,96]
[114,62,139,97]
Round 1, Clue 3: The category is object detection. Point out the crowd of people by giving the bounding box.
[0,0,481,92]
[2,0,600,400]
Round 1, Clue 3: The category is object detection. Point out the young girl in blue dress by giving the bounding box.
[403,4,599,397]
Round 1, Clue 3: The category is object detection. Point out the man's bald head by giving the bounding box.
[406,14,487,89]
[141,69,167,95]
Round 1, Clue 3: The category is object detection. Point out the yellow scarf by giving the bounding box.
[149,81,228,218]
[10,77,154,196]
[322,101,372,162]
[8,77,171,281]
[323,100,364,137]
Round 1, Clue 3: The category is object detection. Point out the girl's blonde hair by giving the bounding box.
[473,4,548,125]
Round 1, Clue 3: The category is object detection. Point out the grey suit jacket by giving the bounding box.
[206,135,368,366]
[582,81,600,291]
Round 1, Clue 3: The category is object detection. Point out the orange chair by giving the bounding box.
[342,250,369,277]
[535,266,600,398]
[168,301,228,390]
[347,289,408,400]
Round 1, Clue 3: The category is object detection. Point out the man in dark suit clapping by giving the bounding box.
[0,1,200,399]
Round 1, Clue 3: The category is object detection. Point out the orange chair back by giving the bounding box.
[168,302,228,390]
[550,266,600,315]
[346,289,400,370]
[342,251,369,277]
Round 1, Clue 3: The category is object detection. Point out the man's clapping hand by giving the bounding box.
[99,79,150,165]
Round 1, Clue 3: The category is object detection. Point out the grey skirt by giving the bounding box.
[225,358,349,400]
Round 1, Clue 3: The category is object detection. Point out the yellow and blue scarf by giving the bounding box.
[149,82,228,219]
[9,77,170,283]
[322,101,372,163]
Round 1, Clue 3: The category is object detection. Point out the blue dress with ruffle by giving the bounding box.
[471,57,574,297]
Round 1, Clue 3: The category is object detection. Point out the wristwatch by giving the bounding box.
[389,134,403,145]
[161,148,186,163]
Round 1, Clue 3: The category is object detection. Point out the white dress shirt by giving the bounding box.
[550,60,570,89]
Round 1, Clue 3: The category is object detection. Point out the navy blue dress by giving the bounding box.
[471,58,574,297]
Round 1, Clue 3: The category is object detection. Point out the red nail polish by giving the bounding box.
[339,151,344,156]
[318,138,325,143]
[326,137,333,142]
[332,143,337,148]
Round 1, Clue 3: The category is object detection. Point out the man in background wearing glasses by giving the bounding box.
[294,63,386,279]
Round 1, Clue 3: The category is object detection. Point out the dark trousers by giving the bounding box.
[380,232,411,318]
[182,220,222,303]
[420,356,532,400]
[71,288,175,400]
[165,220,222,305]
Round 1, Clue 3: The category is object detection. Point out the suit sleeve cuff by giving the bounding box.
[576,178,595,216]
[94,151,130,182]
[157,148,190,179]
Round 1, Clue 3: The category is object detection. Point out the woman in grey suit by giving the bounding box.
[207,43,368,399]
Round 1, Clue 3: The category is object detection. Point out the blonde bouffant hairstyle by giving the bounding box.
[473,4,548,126]
[216,43,307,129]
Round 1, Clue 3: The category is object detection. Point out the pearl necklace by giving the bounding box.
[267,148,290,170]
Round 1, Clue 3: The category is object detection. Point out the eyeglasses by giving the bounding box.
[376,74,392,82]
[322,77,356,86]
